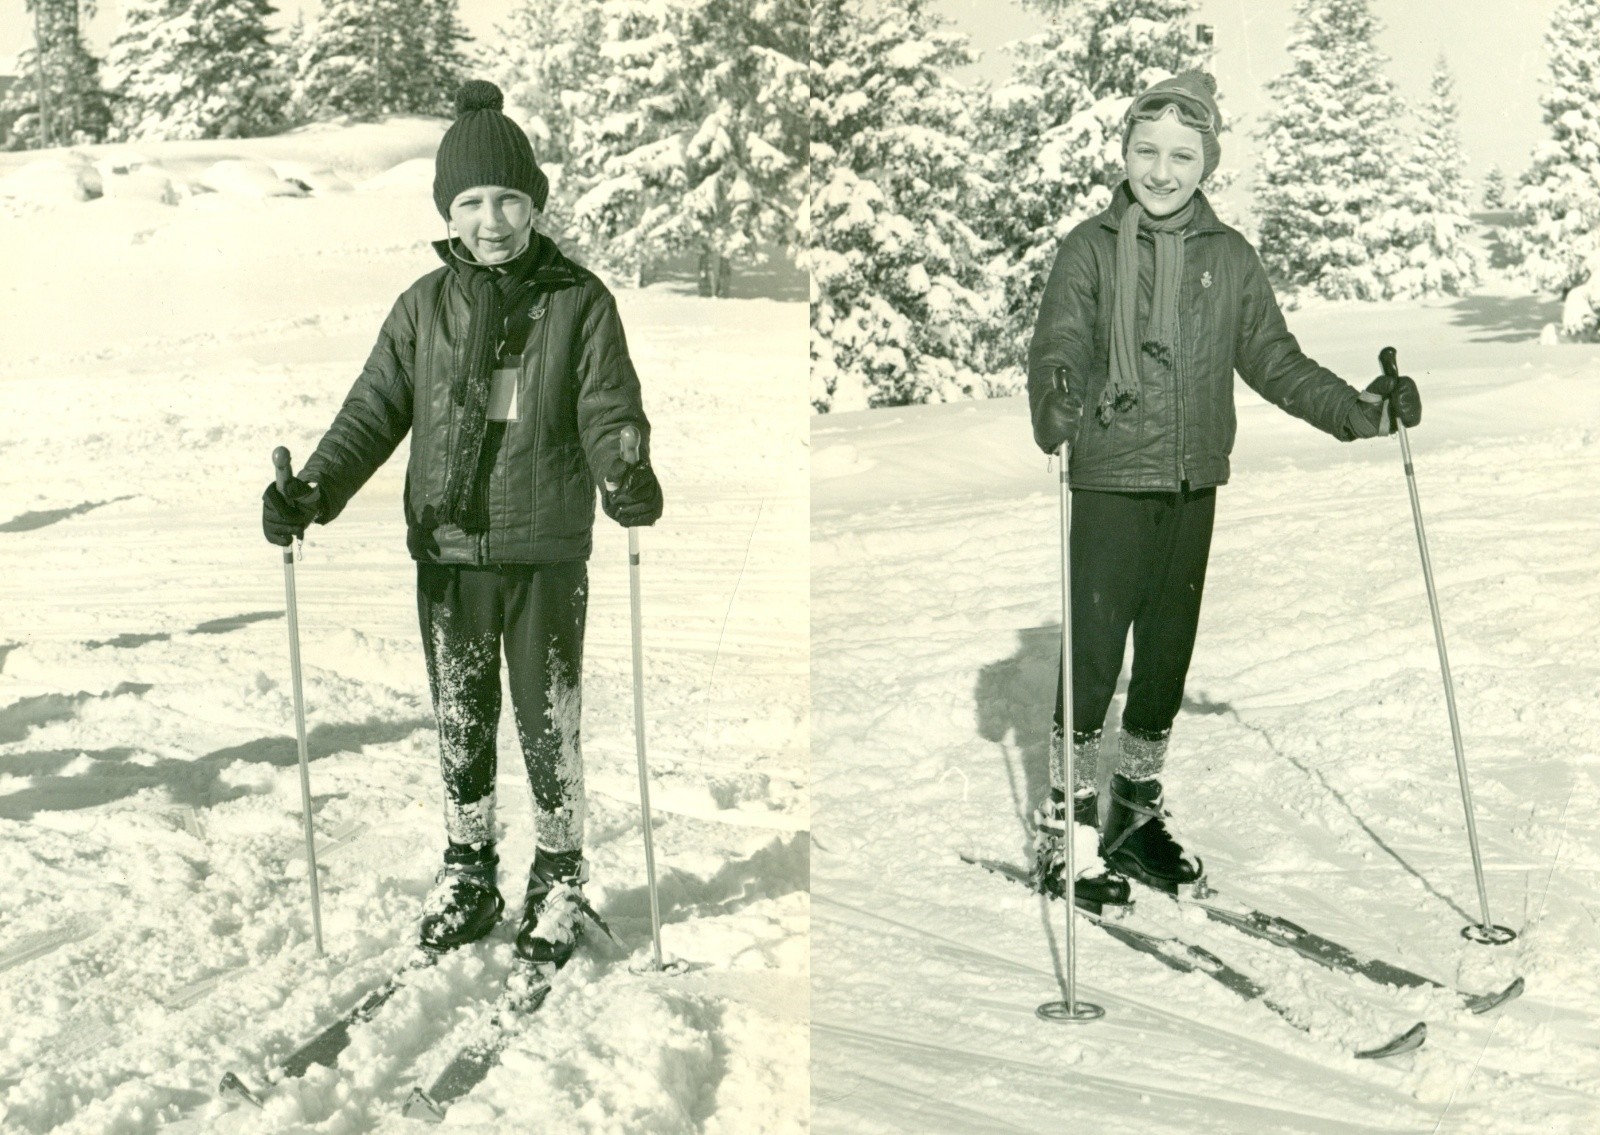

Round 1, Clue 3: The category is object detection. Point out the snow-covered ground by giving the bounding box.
[811,290,1600,1133]
[0,123,808,1134]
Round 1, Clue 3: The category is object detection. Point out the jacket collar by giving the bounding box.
[432,231,580,287]
[1098,181,1226,237]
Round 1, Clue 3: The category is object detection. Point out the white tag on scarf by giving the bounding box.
[487,355,521,421]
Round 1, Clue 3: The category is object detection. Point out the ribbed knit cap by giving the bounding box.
[1122,70,1223,182]
[433,80,549,218]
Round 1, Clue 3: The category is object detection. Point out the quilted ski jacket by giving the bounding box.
[301,234,649,564]
[1028,186,1363,492]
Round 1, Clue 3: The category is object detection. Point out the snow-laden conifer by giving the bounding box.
[561,0,689,285]
[106,0,287,142]
[1,1,112,148]
[1366,57,1480,298]
[808,0,994,412]
[663,0,807,295]
[1504,0,1600,339]
[293,0,469,122]
[1481,166,1507,210]
[1253,0,1403,300]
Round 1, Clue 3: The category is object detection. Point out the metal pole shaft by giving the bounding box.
[627,527,666,970]
[1059,444,1078,1012]
[282,549,325,955]
[1394,422,1494,930]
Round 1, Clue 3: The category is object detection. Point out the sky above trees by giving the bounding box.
[936,0,1557,194]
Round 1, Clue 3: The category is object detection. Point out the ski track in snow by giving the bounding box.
[0,126,807,1134]
[811,297,1600,1134]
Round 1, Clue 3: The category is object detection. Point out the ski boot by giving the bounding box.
[1102,773,1204,893]
[1032,788,1131,912]
[419,841,504,953]
[515,848,590,970]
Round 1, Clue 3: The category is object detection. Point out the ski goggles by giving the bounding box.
[1125,89,1216,133]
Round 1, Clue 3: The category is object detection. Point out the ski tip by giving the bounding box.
[1465,975,1525,1015]
[401,1086,445,1123]
[1355,1020,1427,1060]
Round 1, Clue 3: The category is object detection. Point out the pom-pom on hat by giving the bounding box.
[432,79,549,218]
[1121,70,1223,181]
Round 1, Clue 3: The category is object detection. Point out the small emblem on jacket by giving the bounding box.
[529,302,547,321]
[1201,271,1213,289]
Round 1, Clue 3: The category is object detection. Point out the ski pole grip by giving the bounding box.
[1379,347,1400,381]
[272,446,293,495]
[620,426,641,467]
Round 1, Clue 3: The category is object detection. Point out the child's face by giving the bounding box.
[1124,113,1205,217]
[449,185,536,264]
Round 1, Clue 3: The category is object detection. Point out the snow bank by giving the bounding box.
[0,154,102,206]
[195,159,310,199]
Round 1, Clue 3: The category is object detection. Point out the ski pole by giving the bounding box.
[616,427,683,975]
[1038,440,1104,1023]
[1378,348,1514,946]
[273,446,325,956]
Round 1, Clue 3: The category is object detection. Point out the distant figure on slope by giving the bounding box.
[1027,71,1420,903]
[260,80,663,968]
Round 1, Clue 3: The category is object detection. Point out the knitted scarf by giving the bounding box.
[1099,193,1197,426]
[440,240,541,531]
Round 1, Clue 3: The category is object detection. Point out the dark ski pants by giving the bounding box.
[417,561,588,855]
[1053,486,1215,788]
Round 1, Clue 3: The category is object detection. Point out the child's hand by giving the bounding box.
[1349,373,1421,437]
[262,478,323,546]
[1033,369,1081,454]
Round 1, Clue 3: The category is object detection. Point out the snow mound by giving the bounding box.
[269,160,354,195]
[357,157,435,194]
[0,154,103,205]
[194,158,309,199]
[100,165,180,207]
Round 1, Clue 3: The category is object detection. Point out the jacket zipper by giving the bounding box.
[1175,231,1201,488]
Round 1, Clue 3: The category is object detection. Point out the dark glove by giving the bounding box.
[1032,368,1081,454]
[1349,373,1422,438]
[601,461,663,527]
[262,476,323,546]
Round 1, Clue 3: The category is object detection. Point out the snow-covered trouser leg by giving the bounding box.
[418,564,506,849]
[501,561,588,855]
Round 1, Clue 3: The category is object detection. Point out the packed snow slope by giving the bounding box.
[0,122,807,1134]
[812,289,1600,1134]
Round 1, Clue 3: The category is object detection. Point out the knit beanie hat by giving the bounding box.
[1121,70,1223,182]
[432,80,549,218]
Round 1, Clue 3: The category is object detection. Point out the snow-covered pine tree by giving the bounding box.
[1253,0,1404,300]
[978,0,1206,381]
[1504,0,1600,339]
[1366,56,1480,298]
[1,1,112,148]
[106,0,287,142]
[490,1,607,247]
[808,0,995,412]
[494,0,605,171]
[560,0,689,286]
[293,0,469,122]
[1481,165,1506,209]
[667,0,807,295]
